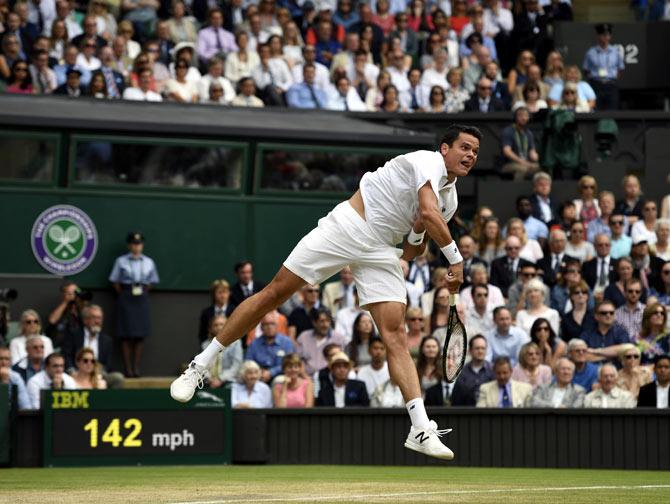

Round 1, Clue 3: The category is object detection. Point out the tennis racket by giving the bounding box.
[442,293,467,384]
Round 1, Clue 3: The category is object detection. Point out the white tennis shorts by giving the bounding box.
[283,201,407,307]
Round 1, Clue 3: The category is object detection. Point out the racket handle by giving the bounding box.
[449,293,456,306]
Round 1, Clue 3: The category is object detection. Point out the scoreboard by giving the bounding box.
[42,388,231,467]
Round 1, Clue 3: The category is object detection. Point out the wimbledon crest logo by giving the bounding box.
[31,205,98,276]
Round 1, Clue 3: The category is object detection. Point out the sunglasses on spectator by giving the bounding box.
[566,269,580,274]
[15,66,28,72]
[627,289,641,294]
[624,354,640,360]
[572,290,588,295]
[305,288,319,293]
[520,272,536,278]
[80,358,96,364]
[408,317,422,321]
[580,185,595,190]
[610,220,624,225]
[536,326,550,332]
[506,246,520,250]
[30,345,45,349]
[598,310,615,316]
[563,90,575,95]
[652,310,665,316]
[23,319,39,324]
[478,86,492,90]
[474,293,488,297]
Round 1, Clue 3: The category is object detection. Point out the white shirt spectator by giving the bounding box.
[370,379,405,407]
[387,66,411,94]
[334,383,346,407]
[231,380,272,408]
[164,78,199,102]
[83,329,99,360]
[168,63,202,85]
[252,59,293,91]
[657,383,669,408]
[631,221,658,246]
[326,87,367,111]
[519,239,544,263]
[420,67,449,92]
[515,307,561,336]
[482,4,514,37]
[334,307,366,345]
[292,61,331,91]
[28,0,56,34]
[123,87,163,101]
[465,310,495,339]
[224,50,261,85]
[459,284,505,313]
[10,335,53,366]
[357,362,390,396]
[76,54,101,72]
[198,75,236,103]
[27,370,77,409]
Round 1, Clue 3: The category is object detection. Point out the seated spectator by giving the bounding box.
[462,44,493,94]
[464,76,506,112]
[334,288,365,344]
[314,343,355,397]
[356,337,390,397]
[476,217,505,265]
[252,43,292,106]
[615,174,644,225]
[486,307,531,366]
[481,61,511,110]
[632,200,659,246]
[609,214,633,260]
[507,263,550,317]
[450,335,494,406]
[538,229,574,288]
[29,49,57,94]
[581,300,631,364]
[316,351,369,407]
[6,60,33,94]
[637,354,670,408]
[549,200,578,234]
[630,238,666,289]
[584,363,636,408]
[399,260,423,308]
[650,262,670,305]
[574,176,601,226]
[464,284,495,339]
[231,360,272,408]
[167,1,198,44]
[603,257,647,308]
[321,265,356,317]
[122,68,162,101]
[273,353,314,408]
[568,338,599,391]
[583,234,617,294]
[198,279,231,343]
[564,220,595,263]
[507,50,535,97]
[370,377,405,407]
[365,69,390,111]
[70,348,107,389]
[515,195,550,246]
[196,8,237,64]
[424,376,455,407]
[344,312,377,368]
[476,356,533,408]
[10,310,54,366]
[550,258,591,315]
[489,235,534,298]
[76,37,101,72]
[297,307,346,375]
[420,267,448,317]
[85,71,109,99]
[421,85,446,113]
[543,50,565,88]
[202,315,243,388]
[512,64,549,103]
[561,281,597,342]
[587,191,617,243]
[231,77,264,107]
[511,342,552,390]
[614,279,645,338]
[530,317,566,368]
[555,82,593,113]
[11,336,45,385]
[405,306,425,359]
[547,65,595,110]
[377,84,406,112]
[27,353,77,409]
[292,44,331,91]
[425,286,450,338]
[245,311,295,383]
[282,21,305,68]
[512,81,547,113]
[444,67,470,113]
[62,305,114,374]
[419,48,449,94]
[651,220,670,261]
[313,19,342,68]
[225,31,261,86]
[288,284,320,340]
[499,107,539,180]
[164,58,198,102]
[286,63,327,109]
[506,216,544,262]
[0,34,22,82]
[516,279,561,336]
[636,303,670,365]
[527,357,586,408]
[416,336,442,395]
[616,343,652,399]
[0,346,30,410]
[197,56,235,104]
[326,75,367,111]
[53,66,86,96]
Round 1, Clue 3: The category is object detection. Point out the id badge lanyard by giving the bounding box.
[131,257,144,296]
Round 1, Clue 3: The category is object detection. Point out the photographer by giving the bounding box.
[46,282,86,349]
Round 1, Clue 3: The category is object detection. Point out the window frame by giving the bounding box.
[0,129,61,187]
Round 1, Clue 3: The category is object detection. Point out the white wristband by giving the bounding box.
[407,228,425,245]
[441,242,463,264]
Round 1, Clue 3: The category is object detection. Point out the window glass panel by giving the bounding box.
[74,140,244,190]
[259,148,398,193]
[0,135,55,182]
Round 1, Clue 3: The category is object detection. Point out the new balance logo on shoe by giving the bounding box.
[415,431,429,444]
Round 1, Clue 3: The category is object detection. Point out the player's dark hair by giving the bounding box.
[440,124,483,147]
[468,334,486,350]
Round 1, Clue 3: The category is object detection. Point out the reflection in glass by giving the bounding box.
[0,136,55,181]
[74,141,244,189]
[260,149,394,193]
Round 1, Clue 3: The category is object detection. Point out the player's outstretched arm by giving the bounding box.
[417,183,463,292]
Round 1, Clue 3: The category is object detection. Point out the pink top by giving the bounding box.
[275,378,310,408]
[511,364,553,390]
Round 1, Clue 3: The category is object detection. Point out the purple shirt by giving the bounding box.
[296,329,346,375]
[197,26,238,61]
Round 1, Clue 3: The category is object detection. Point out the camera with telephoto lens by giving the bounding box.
[75,288,93,302]
[0,288,18,302]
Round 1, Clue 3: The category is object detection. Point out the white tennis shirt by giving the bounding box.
[359,150,458,246]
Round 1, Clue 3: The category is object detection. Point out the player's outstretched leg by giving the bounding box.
[170,266,306,402]
[368,301,454,461]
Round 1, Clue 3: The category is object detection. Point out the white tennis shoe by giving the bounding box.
[170,362,206,403]
[404,420,454,460]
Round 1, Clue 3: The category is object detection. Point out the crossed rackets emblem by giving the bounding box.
[47,224,82,258]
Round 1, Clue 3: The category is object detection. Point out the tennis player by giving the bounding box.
[171,124,482,460]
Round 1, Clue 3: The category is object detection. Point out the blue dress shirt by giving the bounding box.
[286,82,327,109]
[245,334,295,378]
[582,44,624,81]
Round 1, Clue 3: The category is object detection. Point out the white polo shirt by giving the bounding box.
[359,150,458,246]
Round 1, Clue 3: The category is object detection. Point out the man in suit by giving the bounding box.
[490,235,533,297]
[459,235,486,288]
[63,305,114,372]
[537,229,575,288]
[53,66,86,97]
[316,351,369,407]
[584,363,636,408]
[637,354,670,408]
[450,335,494,406]
[476,356,532,408]
[464,77,506,112]
[582,234,618,291]
[198,279,231,343]
[71,15,107,50]
[229,261,266,312]
[529,172,557,224]
[98,46,126,99]
[528,358,586,408]
[321,265,355,316]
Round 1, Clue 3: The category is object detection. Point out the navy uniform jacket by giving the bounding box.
[317,378,369,407]
[637,382,669,408]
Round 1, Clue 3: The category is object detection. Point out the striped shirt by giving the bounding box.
[614,302,645,340]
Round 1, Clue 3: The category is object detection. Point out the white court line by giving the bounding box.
[168,484,670,504]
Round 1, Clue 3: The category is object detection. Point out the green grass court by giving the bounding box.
[1,465,669,504]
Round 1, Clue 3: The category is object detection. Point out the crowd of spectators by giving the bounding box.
[0,0,644,111]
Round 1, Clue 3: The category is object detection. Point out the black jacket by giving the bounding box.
[536,253,578,287]
[229,280,266,311]
[529,194,558,224]
[463,94,506,112]
[489,256,534,297]
[62,328,114,371]
[317,378,369,407]
[198,305,233,343]
[582,256,619,290]
[637,381,669,408]
[424,381,449,406]
[462,257,488,289]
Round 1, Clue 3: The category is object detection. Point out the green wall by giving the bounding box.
[0,188,337,290]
